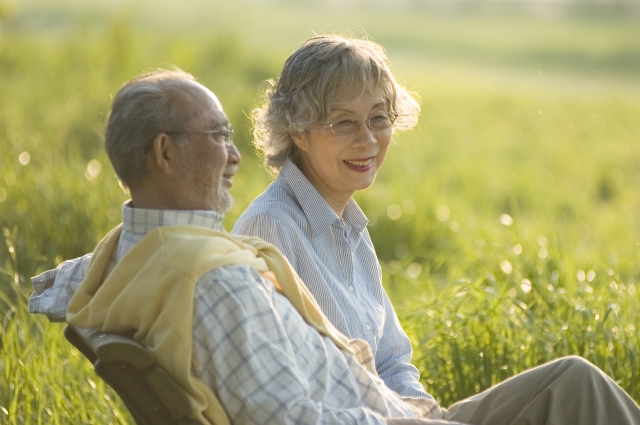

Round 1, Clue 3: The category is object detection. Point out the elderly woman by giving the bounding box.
[231,35,640,425]
[231,34,429,401]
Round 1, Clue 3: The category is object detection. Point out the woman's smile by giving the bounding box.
[343,156,375,171]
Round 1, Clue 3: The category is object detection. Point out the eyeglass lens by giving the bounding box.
[330,113,395,135]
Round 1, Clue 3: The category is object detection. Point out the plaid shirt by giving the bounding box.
[30,204,423,424]
[232,161,433,400]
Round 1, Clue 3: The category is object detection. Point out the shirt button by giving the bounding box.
[366,324,371,331]
[348,286,354,292]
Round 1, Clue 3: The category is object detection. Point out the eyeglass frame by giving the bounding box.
[324,112,398,136]
[165,127,234,146]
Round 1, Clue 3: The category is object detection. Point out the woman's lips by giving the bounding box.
[343,157,374,172]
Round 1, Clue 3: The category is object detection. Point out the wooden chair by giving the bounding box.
[64,325,201,425]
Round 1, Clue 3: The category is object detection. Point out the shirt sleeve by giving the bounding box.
[190,264,389,425]
[375,294,433,399]
[28,254,93,322]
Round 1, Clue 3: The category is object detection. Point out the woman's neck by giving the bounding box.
[294,159,350,218]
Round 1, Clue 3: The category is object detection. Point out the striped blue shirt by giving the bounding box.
[232,161,433,400]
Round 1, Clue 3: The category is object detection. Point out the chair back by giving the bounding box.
[64,325,202,425]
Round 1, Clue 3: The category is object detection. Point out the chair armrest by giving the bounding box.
[73,327,153,370]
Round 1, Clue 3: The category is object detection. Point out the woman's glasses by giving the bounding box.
[325,112,397,136]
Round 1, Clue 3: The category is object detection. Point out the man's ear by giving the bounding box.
[151,133,177,175]
[290,132,309,153]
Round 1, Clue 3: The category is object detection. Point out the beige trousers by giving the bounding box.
[441,356,640,425]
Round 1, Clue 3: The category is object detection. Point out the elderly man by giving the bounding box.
[30,69,640,425]
[29,69,454,425]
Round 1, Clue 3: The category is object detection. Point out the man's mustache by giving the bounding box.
[223,164,238,177]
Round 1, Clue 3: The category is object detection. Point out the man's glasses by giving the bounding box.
[166,128,234,146]
[325,112,397,136]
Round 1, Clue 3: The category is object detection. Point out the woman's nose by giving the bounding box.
[352,121,377,148]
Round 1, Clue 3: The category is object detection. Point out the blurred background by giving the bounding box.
[2,0,639,281]
[1,0,640,422]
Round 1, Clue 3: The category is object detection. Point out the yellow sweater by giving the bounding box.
[66,224,375,425]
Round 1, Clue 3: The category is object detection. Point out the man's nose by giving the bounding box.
[227,143,241,164]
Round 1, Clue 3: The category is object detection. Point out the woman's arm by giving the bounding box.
[376,294,433,399]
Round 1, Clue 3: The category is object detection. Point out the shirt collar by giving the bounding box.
[279,161,368,237]
[122,202,225,235]
[342,199,368,233]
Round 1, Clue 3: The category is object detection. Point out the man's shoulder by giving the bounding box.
[197,263,268,290]
[193,264,278,321]
[134,226,235,258]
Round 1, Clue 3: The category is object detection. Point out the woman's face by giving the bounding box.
[293,92,392,215]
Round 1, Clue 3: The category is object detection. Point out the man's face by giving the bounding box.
[173,83,241,213]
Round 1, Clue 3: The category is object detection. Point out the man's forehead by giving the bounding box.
[198,93,228,128]
[166,80,227,125]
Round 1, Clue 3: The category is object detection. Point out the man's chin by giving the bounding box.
[213,194,234,215]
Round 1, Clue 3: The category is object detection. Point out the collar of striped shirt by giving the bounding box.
[280,161,368,238]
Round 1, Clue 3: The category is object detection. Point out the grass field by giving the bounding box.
[1,0,640,422]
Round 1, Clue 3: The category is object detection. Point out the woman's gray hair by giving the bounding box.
[252,34,421,174]
[105,68,196,189]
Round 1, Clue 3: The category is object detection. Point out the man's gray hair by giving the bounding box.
[105,68,196,189]
[252,34,421,174]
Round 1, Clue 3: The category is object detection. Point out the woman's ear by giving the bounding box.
[290,131,309,152]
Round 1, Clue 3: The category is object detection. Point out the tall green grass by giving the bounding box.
[2,1,640,421]
[1,229,131,424]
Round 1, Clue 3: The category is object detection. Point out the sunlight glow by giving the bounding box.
[500,214,513,226]
[18,151,30,165]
